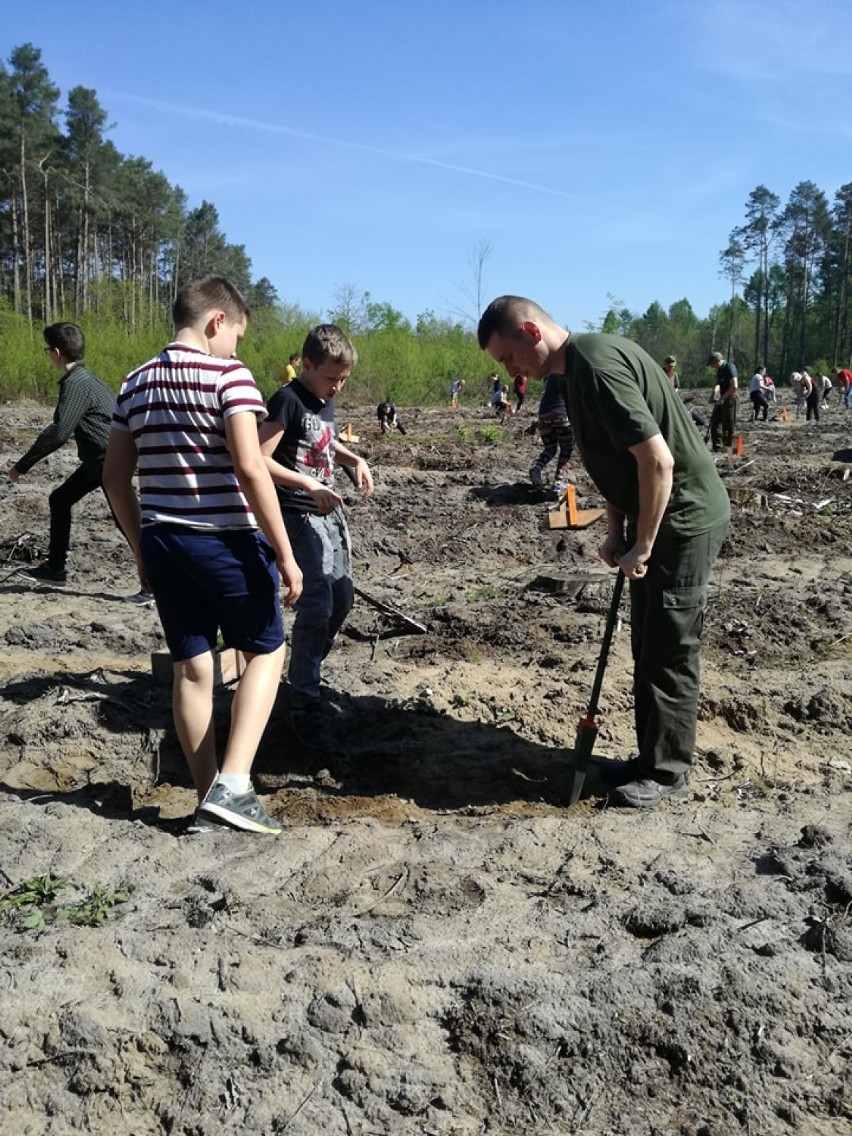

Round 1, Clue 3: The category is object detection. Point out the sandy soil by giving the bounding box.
[1,393,851,1135]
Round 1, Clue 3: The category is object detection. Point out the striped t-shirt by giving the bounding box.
[112,342,267,530]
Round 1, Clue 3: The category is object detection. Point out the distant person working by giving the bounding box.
[707,351,738,451]
[279,352,301,385]
[449,378,465,409]
[529,372,574,489]
[836,365,852,410]
[376,400,407,435]
[749,366,770,421]
[662,355,680,389]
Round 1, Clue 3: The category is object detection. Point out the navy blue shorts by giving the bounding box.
[141,525,284,661]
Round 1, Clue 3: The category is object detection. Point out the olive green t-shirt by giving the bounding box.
[561,333,730,537]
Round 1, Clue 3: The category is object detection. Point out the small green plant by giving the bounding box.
[425,592,450,605]
[0,874,68,929]
[466,583,502,602]
[0,874,126,931]
[492,707,517,725]
[56,885,129,927]
[456,423,471,442]
[478,425,503,444]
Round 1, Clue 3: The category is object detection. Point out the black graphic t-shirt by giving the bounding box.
[267,379,336,514]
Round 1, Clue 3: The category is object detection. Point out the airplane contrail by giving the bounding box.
[119,94,644,214]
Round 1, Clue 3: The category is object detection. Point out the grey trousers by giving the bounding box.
[629,520,729,782]
[284,508,353,699]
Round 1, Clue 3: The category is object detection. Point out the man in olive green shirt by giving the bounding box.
[478,295,730,808]
[8,323,117,586]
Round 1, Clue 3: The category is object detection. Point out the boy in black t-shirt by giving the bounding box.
[260,325,373,755]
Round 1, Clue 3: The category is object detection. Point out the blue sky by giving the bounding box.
[5,0,852,330]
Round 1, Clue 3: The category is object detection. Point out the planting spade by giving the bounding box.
[569,571,625,805]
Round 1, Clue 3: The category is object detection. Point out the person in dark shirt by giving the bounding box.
[707,351,738,451]
[8,322,129,589]
[259,324,373,757]
[376,400,407,435]
[478,295,730,810]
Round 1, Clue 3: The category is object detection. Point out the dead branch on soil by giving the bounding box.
[278,1080,321,1130]
[352,867,410,918]
[354,584,426,634]
[0,531,40,567]
[27,1048,96,1067]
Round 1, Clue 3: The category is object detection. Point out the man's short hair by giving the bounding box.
[173,276,250,329]
[477,296,552,349]
[43,322,85,361]
[708,351,724,365]
[301,324,357,368]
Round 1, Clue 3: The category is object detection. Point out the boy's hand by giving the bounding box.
[279,556,303,607]
[309,485,345,514]
[350,457,374,499]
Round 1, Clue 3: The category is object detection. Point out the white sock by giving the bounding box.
[217,773,251,795]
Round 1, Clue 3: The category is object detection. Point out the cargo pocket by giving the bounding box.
[662,584,707,611]
[662,583,708,644]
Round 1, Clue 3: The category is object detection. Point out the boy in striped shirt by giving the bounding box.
[103,276,302,835]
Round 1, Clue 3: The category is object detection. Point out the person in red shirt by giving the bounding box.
[835,366,852,411]
[513,372,527,413]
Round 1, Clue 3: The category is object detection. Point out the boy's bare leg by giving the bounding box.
[220,644,286,777]
[172,651,218,801]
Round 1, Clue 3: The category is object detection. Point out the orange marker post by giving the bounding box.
[564,484,579,525]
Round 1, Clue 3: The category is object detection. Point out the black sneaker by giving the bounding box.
[610,775,688,809]
[19,563,67,585]
[288,695,335,753]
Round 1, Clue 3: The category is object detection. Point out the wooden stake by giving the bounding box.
[340,422,360,443]
[547,484,606,530]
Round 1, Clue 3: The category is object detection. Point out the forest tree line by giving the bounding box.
[2,43,851,403]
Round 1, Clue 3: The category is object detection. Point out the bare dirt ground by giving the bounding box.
[1,391,851,1136]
